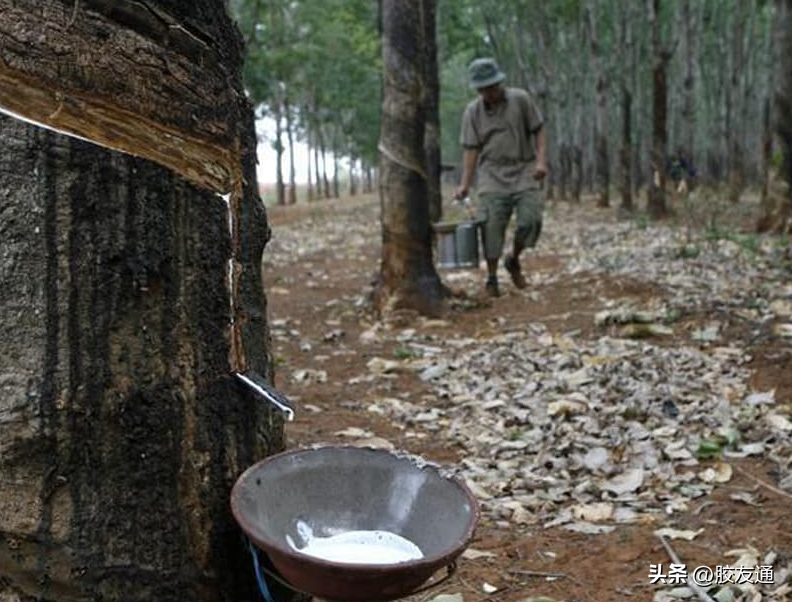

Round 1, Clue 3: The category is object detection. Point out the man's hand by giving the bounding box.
[533,162,547,181]
[454,185,469,201]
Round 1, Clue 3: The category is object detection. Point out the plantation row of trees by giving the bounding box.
[231,0,381,204]
[233,0,790,230]
[440,0,780,207]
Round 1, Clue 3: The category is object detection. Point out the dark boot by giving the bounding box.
[504,254,527,289]
[485,276,500,297]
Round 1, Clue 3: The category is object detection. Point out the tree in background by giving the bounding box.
[232,0,782,215]
[759,0,792,233]
[647,0,671,218]
[233,0,381,203]
[376,0,448,316]
[0,1,281,599]
[424,0,443,223]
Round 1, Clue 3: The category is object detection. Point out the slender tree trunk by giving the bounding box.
[572,28,585,204]
[619,4,634,212]
[648,0,670,219]
[758,0,792,233]
[587,0,610,208]
[728,1,749,202]
[423,0,442,223]
[285,97,297,205]
[306,128,315,202]
[572,145,583,203]
[320,130,331,198]
[349,156,358,196]
[760,96,773,205]
[332,152,340,198]
[274,100,285,206]
[760,16,776,207]
[0,2,282,601]
[313,126,323,200]
[376,0,447,317]
[680,0,699,186]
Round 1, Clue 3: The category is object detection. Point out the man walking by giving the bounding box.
[455,58,547,297]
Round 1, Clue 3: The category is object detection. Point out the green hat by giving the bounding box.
[468,58,506,89]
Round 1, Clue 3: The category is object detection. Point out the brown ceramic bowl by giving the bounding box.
[231,446,479,602]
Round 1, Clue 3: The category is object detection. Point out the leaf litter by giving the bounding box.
[264,199,792,601]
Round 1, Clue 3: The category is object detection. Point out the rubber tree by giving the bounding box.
[647,0,671,218]
[424,0,443,224]
[376,0,448,317]
[617,2,635,212]
[0,1,284,600]
[759,0,792,233]
[586,0,610,208]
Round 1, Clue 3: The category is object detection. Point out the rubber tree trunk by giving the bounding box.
[587,0,610,208]
[349,156,358,196]
[0,1,283,600]
[680,0,699,187]
[285,97,297,205]
[332,152,340,199]
[647,0,670,219]
[320,131,331,199]
[313,125,323,200]
[759,0,792,233]
[728,1,749,203]
[760,9,776,208]
[306,127,315,202]
[375,0,447,317]
[423,0,442,223]
[274,101,286,206]
[618,3,634,212]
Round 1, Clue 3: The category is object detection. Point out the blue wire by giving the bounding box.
[248,540,276,602]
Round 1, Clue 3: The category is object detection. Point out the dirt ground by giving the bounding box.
[261,193,792,602]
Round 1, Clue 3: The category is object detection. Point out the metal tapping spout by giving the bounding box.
[234,371,295,421]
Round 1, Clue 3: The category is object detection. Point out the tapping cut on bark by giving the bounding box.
[0,0,245,194]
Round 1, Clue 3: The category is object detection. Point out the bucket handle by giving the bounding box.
[247,540,458,602]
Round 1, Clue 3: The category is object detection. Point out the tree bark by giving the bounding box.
[0,2,282,601]
[680,0,699,186]
[285,97,297,205]
[587,0,610,208]
[319,129,331,199]
[349,157,358,196]
[647,0,670,219]
[728,1,750,203]
[0,0,240,194]
[758,0,792,233]
[306,127,315,202]
[274,100,286,206]
[376,0,447,317]
[618,3,634,212]
[313,123,323,200]
[423,0,442,223]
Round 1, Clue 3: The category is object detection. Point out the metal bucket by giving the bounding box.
[454,222,479,267]
[435,223,458,268]
[433,220,480,269]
